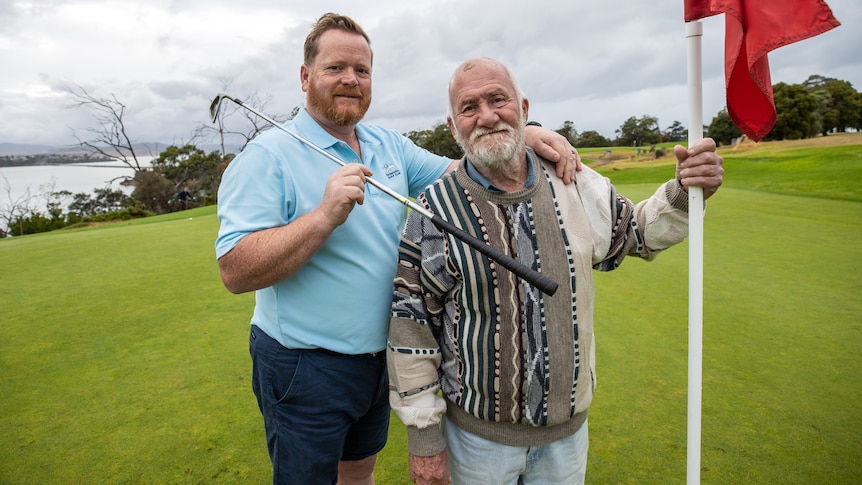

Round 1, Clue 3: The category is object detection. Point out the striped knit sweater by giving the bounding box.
[388,150,689,456]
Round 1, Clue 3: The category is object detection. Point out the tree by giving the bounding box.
[405,123,463,159]
[45,190,72,222]
[1,174,138,235]
[615,115,660,147]
[67,188,134,218]
[93,187,135,213]
[555,121,578,146]
[821,79,861,134]
[131,170,176,215]
[662,121,688,142]
[151,144,222,202]
[0,174,41,236]
[64,82,147,174]
[857,91,862,131]
[707,109,743,146]
[10,212,66,235]
[576,130,611,148]
[801,75,862,135]
[67,192,99,218]
[768,83,818,140]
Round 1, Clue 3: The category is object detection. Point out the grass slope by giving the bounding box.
[587,132,862,202]
[1,135,860,483]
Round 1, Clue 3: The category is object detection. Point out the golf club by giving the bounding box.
[209,92,558,296]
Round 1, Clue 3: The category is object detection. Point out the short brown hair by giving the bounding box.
[303,13,372,66]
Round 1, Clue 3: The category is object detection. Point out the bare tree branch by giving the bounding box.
[196,79,294,159]
[0,174,43,236]
[64,82,144,172]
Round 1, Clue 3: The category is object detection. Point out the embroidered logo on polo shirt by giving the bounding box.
[383,163,401,179]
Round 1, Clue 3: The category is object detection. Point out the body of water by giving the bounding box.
[0,158,153,207]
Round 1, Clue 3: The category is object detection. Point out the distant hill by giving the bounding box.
[0,142,169,157]
[0,142,239,158]
[0,143,77,156]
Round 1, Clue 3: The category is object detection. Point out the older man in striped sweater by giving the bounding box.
[387,57,723,485]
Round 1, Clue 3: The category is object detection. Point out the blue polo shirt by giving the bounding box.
[216,109,450,354]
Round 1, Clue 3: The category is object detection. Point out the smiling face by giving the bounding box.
[301,28,373,128]
[447,58,529,170]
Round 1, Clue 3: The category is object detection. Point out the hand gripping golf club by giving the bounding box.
[209,93,558,296]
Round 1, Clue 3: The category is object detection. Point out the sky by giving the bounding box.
[0,0,859,150]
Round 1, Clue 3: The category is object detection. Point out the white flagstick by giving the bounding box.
[685,20,704,485]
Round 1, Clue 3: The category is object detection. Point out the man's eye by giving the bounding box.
[490,97,508,108]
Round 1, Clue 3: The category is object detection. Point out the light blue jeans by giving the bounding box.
[442,416,588,485]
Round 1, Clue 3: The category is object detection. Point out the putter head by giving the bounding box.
[209,93,227,124]
[209,93,243,123]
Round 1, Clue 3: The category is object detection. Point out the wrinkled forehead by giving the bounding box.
[450,61,515,101]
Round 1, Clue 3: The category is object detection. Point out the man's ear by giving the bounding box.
[447,117,457,138]
[300,64,310,93]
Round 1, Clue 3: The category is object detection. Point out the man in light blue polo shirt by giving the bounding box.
[216,107,448,356]
[214,12,579,485]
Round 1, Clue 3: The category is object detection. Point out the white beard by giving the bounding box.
[456,121,525,171]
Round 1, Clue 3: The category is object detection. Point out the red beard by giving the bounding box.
[307,85,371,126]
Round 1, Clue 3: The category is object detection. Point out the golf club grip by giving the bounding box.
[430,215,558,296]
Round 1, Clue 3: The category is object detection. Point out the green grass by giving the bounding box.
[0,208,265,483]
[588,186,861,484]
[591,132,862,202]
[2,136,861,484]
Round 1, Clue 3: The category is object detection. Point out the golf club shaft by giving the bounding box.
[211,93,558,296]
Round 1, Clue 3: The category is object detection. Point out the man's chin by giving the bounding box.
[473,130,511,145]
[327,107,368,126]
[472,137,507,153]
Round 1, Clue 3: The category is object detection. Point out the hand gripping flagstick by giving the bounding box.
[209,93,559,296]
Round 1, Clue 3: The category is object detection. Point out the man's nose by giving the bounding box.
[340,68,359,86]
[476,101,500,126]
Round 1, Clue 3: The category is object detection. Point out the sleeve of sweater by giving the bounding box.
[634,178,690,257]
[387,207,449,457]
[571,166,689,271]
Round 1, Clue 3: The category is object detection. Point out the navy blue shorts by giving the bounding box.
[248,325,390,485]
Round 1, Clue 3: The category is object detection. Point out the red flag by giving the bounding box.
[684,0,840,141]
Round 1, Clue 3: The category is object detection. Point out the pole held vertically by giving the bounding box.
[685,19,704,485]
